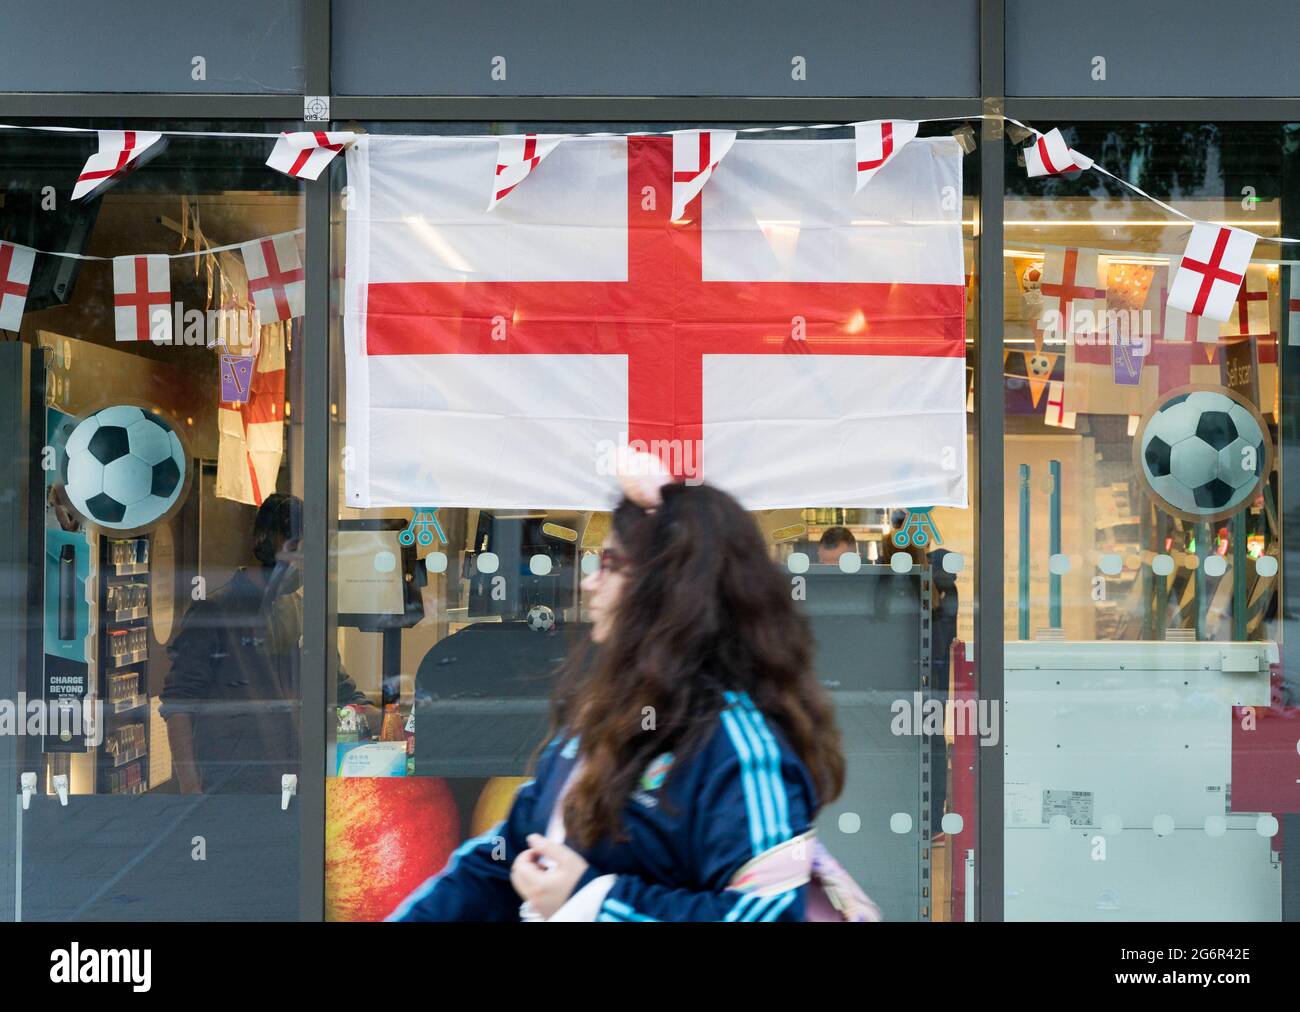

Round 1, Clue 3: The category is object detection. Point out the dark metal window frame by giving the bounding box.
[4,0,1298,923]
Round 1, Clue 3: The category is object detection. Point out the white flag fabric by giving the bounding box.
[0,241,35,331]
[241,232,304,322]
[266,131,355,180]
[853,120,918,192]
[1218,264,1270,338]
[489,134,564,210]
[112,254,172,344]
[344,133,967,510]
[1167,222,1257,323]
[72,130,164,201]
[670,129,736,220]
[1024,128,1092,178]
[1043,380,1076,428]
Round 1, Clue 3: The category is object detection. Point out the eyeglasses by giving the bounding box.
[598,548,629,575]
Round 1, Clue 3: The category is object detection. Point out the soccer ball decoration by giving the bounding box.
[525,604,555,632]
[61,405,187,531]
[1136,387,1271,522]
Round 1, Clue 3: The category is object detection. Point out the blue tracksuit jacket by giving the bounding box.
[387,690,817,922]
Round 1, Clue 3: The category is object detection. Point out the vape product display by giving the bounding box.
[107,670,140,704]
[58,544,76,640]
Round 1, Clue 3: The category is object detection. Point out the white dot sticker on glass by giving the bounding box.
[1151,554,1174,577]
[1203,555,1227,578]
[1152,814,1175,837]
[889,813,912,835]
[581,552,600,577]
[1256,815,1280,838]
[1256,555,1278,578]
[529,554,552,576]
[838,812,861,834]
[838,553,861,574]
[1048,553,1070,575]
[787,552,809,574]
[424,552,448,575]
[890,553,912,574]
[940,813,964,835]
[476,552,499,574]
[942,552,964,574]
[373,551,396,573]
[1203,815,1227,838]
[1098,554,1123,576]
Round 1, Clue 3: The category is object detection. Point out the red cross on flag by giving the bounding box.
[266,131,355,181]
[217,319,288,506]
[853,120,918,192]
[1167,222,1257,322]
[0,241,35,331]
[1162,258,1220,343]
[1219,264,1270,338]
[488,134,564,211]
[670,130,736,221]
[241,232,304,322]
[71,130,164,201]
[342,133,968,510]
[1024,129,1092,179]
[1043,380,1075,428]
[112,254,172,344]
[1036,247,1105,346]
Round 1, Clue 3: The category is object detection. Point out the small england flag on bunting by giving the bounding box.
[1162,258,1220,343]
[853,120,918,192]
[670,130,736,220]
[488,134,563,211]
[241,232,304,322]
[265,131,355,181]
[112,254,172,344]
[1043,379,1076,428]
[72,130,164,201]
[1167,223,1257,323]
[1024,128,1092,178]
[0,241,35,331]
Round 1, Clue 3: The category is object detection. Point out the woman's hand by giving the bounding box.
[510,834,590,919]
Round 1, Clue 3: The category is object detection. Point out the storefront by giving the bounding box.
[0,0,1296,923]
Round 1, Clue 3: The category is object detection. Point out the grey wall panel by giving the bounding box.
[0,0,304,94]
[1007,0,1300,97]
[331,0,979,97]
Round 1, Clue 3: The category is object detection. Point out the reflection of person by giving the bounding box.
[817,525,857,565]
[389,466,866,922]
[161,493,379,794]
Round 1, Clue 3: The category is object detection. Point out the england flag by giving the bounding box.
[344,133,968,510]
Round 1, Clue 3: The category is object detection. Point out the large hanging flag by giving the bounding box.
[1064,255,1157,415]
[71,130,164,201]
[216,319,287,506]
[266,131,355,181]
[853,120,918,192]
[343,134,968,510]
[1167,222,1256,323]
[112,254,172,344]
[0,241,35,331]
[241,232,304,322]
[488,134,564,210]
[670,130,736,220]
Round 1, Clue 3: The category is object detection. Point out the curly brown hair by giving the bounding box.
[547,481,845,848]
